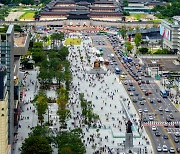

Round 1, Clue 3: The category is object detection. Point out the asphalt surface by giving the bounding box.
[91,33,180,154]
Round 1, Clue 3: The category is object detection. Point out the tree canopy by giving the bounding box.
[152,1,180,18]
[21,136,52,154]
[134,33,142,49]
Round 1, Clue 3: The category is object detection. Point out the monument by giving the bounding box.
[89,59,106,74]
[125,120,133,153]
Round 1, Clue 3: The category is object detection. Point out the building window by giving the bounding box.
[1,114,4,116]
[2,108,4,110]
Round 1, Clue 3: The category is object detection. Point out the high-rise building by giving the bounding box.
[161,16,180,55]
[0,25,14,153]
[0,65,8,154]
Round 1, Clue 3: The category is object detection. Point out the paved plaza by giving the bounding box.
[13,33,153,154]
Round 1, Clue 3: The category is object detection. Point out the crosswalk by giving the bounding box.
[166,128,180,133]
[123,80,154,84]
[143,121,180,126]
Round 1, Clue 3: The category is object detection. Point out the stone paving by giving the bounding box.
[13,33,153,154]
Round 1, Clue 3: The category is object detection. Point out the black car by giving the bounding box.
[155,131,161,137]
[163,135,168,139]
[146,80,150,84]
[174,123,180,128]
[177,148,180,153]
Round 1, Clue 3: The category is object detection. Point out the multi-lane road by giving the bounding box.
[91,33,180,153]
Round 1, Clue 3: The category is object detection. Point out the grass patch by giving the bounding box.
[149,19,162,23]
[64,38,81,45]
[130,14,146,20]
[19,12,35,20]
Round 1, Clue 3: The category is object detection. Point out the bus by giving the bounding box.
[115,68,121,74]
[160,90,168,98]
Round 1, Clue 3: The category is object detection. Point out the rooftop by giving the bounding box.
[14,36,26,47]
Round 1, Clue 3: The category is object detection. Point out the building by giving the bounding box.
[40,0,122,21]
[0,65,8,154]
[126,0,165,7]
[161,16,180,54]
[0,25,15,153]
[123,3,151,14]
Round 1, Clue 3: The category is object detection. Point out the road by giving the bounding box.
[91,33,180,153]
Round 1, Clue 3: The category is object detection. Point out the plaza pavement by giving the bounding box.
[13,33,153,154]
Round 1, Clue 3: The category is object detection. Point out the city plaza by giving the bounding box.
[13,33,153,153]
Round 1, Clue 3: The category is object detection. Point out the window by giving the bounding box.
[1,114,4,116]
[2,108,4,110]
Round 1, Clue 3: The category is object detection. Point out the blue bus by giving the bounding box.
[160,90,168,98]
[115,68,121,74]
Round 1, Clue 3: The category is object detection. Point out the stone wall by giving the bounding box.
[0,19,159,28]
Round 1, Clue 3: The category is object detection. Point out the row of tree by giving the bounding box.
[79,93,99,126]
[1,0,51,5]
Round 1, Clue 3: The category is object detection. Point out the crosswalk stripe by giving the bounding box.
[143,121,180,126]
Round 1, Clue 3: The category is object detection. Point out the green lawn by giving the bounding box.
[130,14,146,20]
[19,12,35,20]
[149,19,162,23]
[64,38,82,45]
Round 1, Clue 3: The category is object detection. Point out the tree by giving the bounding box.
[32,51,46,64]
[123,0,128,7]
[58,46,69,60]
[134,33,142,49]
[21,136,52,154]
[34,93,48,126]
[139,47,149,54]
[125,41,134,52]
[118,26,127,39]
[56,130,86,154]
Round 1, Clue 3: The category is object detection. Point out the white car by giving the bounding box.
[169,147,175,153]
[130,93,134,96]
[162,145,168,152]
[138,109,142,113]
[144,108,148,113]
[149,115,154,121]
[152,126,157,131]
[165,108,170,112]
[157,146,162,152]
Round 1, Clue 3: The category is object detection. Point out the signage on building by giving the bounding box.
[160,25,171,41]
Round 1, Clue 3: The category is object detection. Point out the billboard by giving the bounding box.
[160,25,171,41]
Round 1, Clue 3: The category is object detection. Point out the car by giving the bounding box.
[127,87,131,91]
[174,123,180,128]
[175,132,180,137]
[140,101,144,105]
[143,117,148,122]
[141,80,145,84]
[155,131,161,136]
[157,146,162,152]
[165,108,170,112]
[157,98,162,103]
[124,81,128,85]
[144,108,148,113]
[135,93,139,96]
[129,93,134,96]
[132,87,136,91]
[133,99,137,103]
[152,126,157,131]
[166,117,171,122]
[145,92,149,96]
[174,137,179,143]
[149,115,154,121]
[164,123,169,127]
[177,147,180,153]
[163,135,168,139]
[148,90,152,94]
[150,100,154,104]
[129,83,133,86]
[162,145,168,152]
[158,107,163,111]
[142,97,146,100]
[169,147,175,153]
[146,80,150,84]
[138,109,142,113]
[169,113,174,119]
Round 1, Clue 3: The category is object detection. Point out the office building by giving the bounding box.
[0,25,15,153]
[161,16,180,54]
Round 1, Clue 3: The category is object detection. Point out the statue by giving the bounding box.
[126,120,132,133]
[94,59,100,68]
